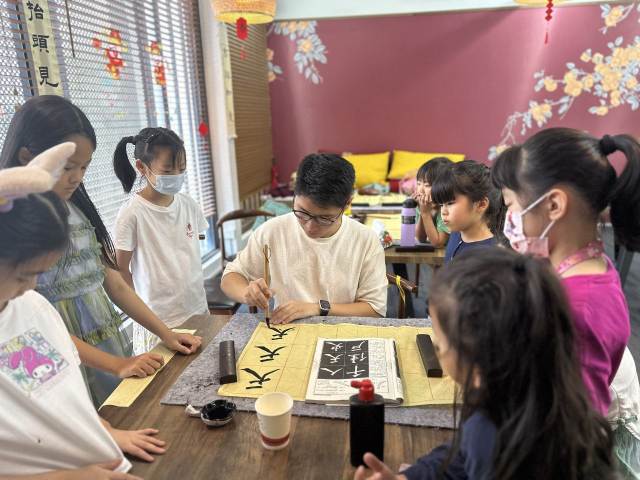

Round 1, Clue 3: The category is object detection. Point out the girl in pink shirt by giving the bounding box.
[492,128,640,476]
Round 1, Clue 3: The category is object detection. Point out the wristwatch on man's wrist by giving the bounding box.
[319,299,330,316]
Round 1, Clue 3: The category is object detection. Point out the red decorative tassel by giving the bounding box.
[236,17,248,40]
[198,122,209,137]
[545,0,553,45]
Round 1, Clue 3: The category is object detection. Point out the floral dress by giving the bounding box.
[37,202,131,407]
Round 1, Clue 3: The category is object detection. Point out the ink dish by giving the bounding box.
[201,400,236,427]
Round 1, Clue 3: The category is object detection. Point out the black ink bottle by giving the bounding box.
[350,379,384,467]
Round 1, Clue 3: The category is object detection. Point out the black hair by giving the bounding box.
[431,159,506,240]
[0,192,69,267]
[492,127,640,251]
[294,153,355,208]
[430,248,615,480]
[0,96,117,269]
[416,157,453,185]
[113,127,186,193]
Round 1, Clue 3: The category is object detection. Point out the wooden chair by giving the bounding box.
[216,209,275,267]
[387,273,418,319]
[207,209,275,315]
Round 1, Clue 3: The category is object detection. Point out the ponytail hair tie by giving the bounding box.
[599,134,617,156]
[128,136,138,144]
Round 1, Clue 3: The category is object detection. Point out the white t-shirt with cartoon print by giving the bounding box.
[0,290,131,475]
[115,193,209,352]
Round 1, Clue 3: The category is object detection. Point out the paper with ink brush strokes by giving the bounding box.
[99,329,197,409]
[218,322,455,407]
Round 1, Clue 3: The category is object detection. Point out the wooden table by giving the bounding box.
[359,213,446,268]
[101,315,453,479]
[385,246,446,268]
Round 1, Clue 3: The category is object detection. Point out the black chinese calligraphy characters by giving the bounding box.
[26,2,45,22]
[270,327,294,341]
[256,345,286,362]
[242,368,279,390]
[38,66,59,88]
[32,34,50,53]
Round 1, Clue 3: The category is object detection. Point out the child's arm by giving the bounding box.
[0,462,142,480]
[102,267,202,355]
[416,201,449,248]
[415,212,428,243]
[115,249,135,290]
[72,336,164,378]
[99,418,166,463]
[419,210,448,248]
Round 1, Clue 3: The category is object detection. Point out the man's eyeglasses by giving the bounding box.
[292,208,344,226]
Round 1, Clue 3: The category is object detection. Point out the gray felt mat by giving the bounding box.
[161,314,455,429]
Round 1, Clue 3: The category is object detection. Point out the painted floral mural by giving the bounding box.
[267,21,327,84]
[489,3,640,160]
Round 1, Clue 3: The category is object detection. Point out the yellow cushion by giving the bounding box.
[387,150,465,179]
[343,152,391,188]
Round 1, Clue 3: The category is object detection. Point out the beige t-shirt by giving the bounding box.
[223,213,387,316]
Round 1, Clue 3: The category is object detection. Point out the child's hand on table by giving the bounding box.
[354,453,408,480]
[108,427,166,462]
[243,278,274,310]
[162,331,202,355]
[271,301,318,324]
[58,460,142,480]
[116,353,164,378]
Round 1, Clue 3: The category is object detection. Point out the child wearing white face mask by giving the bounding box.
[113,128,209,355]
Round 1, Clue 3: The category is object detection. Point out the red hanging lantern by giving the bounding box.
[545,0,553,44]
[236,17,248,40]
[213,0,275,58]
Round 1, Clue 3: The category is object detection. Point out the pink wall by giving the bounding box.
[268,4,640,177]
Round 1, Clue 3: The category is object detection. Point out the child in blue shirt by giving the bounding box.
[355,249,616,480]
[430,160,505,263]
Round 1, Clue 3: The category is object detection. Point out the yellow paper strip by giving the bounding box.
[100,329,197,409]
[218,323,456,407]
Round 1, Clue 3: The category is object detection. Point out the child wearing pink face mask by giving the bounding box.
[492,128,640,477]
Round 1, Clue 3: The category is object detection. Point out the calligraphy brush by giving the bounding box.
[263,244,271,329]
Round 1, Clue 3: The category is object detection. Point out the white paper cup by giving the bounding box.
[255,392,293,450]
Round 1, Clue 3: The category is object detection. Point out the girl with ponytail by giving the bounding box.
[492,127,640,477]
[113,128,209,355]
